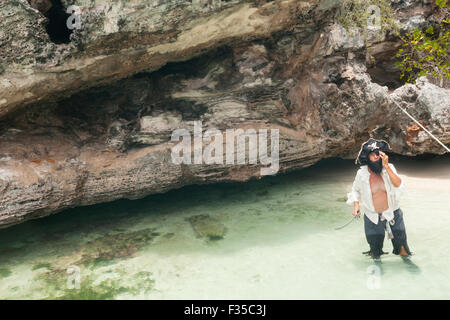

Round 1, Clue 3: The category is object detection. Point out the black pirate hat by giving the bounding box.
[355,138,391,165]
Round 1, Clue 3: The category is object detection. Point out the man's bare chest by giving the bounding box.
[369,174,386,194]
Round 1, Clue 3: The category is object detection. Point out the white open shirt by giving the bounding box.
[346,163,407,224]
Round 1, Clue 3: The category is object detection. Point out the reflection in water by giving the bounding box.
[0,155,449,299]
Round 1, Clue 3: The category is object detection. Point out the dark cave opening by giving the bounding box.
[366,45,405,90]
[367,65,404,90]
[44,0,73,44]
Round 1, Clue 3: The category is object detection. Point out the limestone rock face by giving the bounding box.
[0,0,448,228]
[0,0,314,117]
[27,0,52,14]
[387,78,450,155]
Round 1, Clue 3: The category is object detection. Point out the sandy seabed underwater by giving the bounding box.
[0,156,449,299]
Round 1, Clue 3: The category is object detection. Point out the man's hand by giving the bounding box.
[383,155,403,187]
[379,151,389,168]
[352,204,361,217]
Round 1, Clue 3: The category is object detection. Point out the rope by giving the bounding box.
[389,97,450,153]
[335,215,360,230]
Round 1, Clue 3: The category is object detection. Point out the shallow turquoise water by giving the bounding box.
[0,156,449,299]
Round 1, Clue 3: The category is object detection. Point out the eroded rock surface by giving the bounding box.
[0,0,448,228]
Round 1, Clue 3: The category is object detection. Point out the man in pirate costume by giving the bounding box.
[347,139,412,260]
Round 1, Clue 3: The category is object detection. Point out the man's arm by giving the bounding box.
[385,165,402,187]
[380,151,402,187]
[346,171,361,216]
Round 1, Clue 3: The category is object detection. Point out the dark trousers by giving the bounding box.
[364,208,412,258]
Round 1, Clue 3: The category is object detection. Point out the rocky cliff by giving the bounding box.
[0,0,449,228]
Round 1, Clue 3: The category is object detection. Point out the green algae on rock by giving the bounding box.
[32,263,52,271]
[77,228,158,267]
[31,228,159,299]
[47,271,155,300]
[0,267,12,279]
[187,214,226,241]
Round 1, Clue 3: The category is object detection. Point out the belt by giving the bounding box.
[379,213,395,239]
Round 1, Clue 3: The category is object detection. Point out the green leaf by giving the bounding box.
[413,29,421,39]
[435,0,447,9]
[418,70,427,77]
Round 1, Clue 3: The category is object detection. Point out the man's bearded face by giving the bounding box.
[368,151,383,174]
